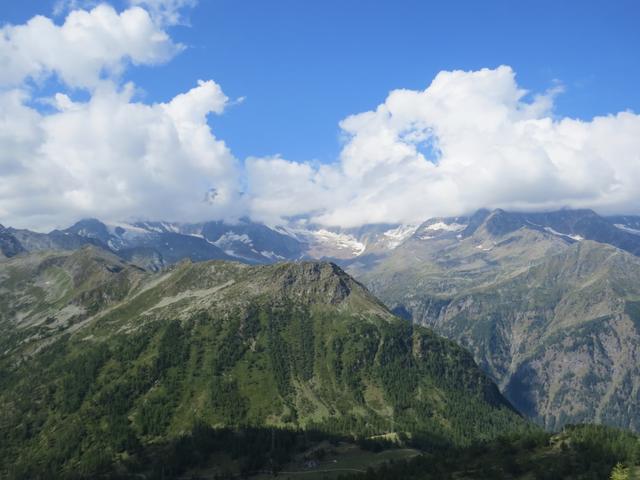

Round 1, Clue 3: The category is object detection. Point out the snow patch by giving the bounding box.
[138,222,164,233]
[425,221,467,232]
[105,222,152,238]
[383,224,418,249]
[543,227,583,242]
[260,250,285,260]
[161,222,180,233]
[213,232,253,248]
[614,224,640,235]
[273,225,301,240]
[312,229,366,256]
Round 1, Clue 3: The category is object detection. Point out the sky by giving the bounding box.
[1,0,639,230]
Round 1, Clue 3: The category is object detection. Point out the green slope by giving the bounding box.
[356,212,640,432]
[0,248,524,478]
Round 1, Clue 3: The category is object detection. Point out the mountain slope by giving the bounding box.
[355,209,640,432]
[0,249,524,478]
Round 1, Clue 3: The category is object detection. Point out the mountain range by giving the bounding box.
[0,209,640,454]
[0,217,420,268]
[3,208,640,268]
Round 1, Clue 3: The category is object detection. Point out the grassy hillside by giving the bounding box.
[0,248,525,478]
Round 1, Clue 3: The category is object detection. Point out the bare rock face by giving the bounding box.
[355,209,640,432]
[269,262,354,304]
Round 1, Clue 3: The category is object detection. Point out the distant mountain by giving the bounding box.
[0,217,421,268]
[286,222,418,260]
[3,208,640,269]
[0,218,297,269]
[353,208,640,431]
[0,224,25,258]
[0,248,523,477]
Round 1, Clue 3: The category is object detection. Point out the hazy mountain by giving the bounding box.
[284,222,418,260]
[354,208,640,431]
[0,224,25,258]
[0,248,524,477]
[0,217,420,268]
[0,218,296,269]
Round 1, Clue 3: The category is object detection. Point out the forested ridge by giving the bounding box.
[2,251,638,479]
[0,254,524,478]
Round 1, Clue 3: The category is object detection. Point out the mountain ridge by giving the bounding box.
[0,249,525,477]
[3,207,640,268]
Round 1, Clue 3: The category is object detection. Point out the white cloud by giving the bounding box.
[0,80,243,230]
[0,2,244,231]
[246,66,640,227]
[129,0,198,26]
[1,1,639,236]
[0,4,181,89]
[245,156,341,224]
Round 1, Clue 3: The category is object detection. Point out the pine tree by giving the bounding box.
[610,462,630,480]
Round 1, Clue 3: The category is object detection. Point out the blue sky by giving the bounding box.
[4,0,640,162]
[1,0,640,230]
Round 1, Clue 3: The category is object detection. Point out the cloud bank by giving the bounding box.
[0,81,241,230]
[1,3,639,231]
[252,66,640,227]
[0,2,241,230]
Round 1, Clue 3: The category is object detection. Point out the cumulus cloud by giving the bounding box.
[246,66,640,227]
[0,81,242,230]
[1,3,639,232]
[0,2,244,231]
[0,4,181,89]
[245,156,342,224]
